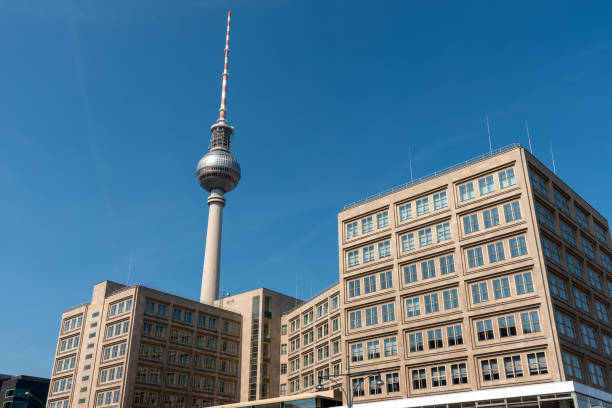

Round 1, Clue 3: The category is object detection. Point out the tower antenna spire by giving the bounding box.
[218,10,231,122]
[525,120,533,153]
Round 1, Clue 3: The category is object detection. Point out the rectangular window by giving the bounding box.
[503,201,521,222]
[499,168,516,188]
[363,245,375,262]
[363,276,376,294]
[349,311,362,329]
[555,190,569,214]
[421,260,436,280]
[404,264,417,284]
[424,293,439,313]
[459,182,475,201]
[386,373,400,392]
[431,366,447,387]
[378,241,391,258]
[412,369,427,389]
[463,214,479,234]
[348,280,360,298]
[498,315,517,337]
[408,332,423,352]
[468,248,484,268]
[379,271,392,289]
[351,344,363,362]
[399,203,412,221]
[580,324,597,348]
[560,221,576,245]
[416,198,429,215]
[447,325,463,346]
[492,277,511,299]
[595,224,607,244]
[595,300,609,323]
[576,208,589,229]
[384,337,397,356]
[472,282,488,303]
[377,211,389,229]
[573,288,589,312]
[602,253,612,272]
[406,298,420,317]
[542,238,561,262]
[582,238,595,259]
[440,254,455,274]
[562,352,583,380]
[488,242,505,263]
[365,307,378,326]
[437,222,451,242]
[419,228,432,247]
[554,311,575,339]
[367,340,380,359]
[427,328,443,349]
[348,250,359,267]
[443,289,458,309]
[521,311,541,333]
[509,236,528,257]
[504,356,523,378]
[481,359,500,381]
[588,362,606,387]
[479,175,495,195]
[515,272,534,295]
[536,203,554,228]
[588,269,602,289]
[401,233,415,252]
[476,319,494,341]
[483,208,500,228]
[381,303,395,322]
[451,363,468,384]
[347,222,358,239]
[434,192,447,209]
[362,216,373,233]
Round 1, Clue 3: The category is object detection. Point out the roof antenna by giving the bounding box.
[550,142,557,175]
[524,120,533,154]
[295,270,298,307]
[486,116,493,154]
[217,10,231,122]
[127,259,132,286]
[408,145,414,183]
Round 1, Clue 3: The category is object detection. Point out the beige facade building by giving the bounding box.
[46,281,242,408]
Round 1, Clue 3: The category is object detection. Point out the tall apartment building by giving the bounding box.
[46,281,242,408]
[325,144,611,405]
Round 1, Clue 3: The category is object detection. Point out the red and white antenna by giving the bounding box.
[218,10,231,122]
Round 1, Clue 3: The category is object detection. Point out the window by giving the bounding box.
[575,208,588,228]
[408,332,423,352]
[608,281,612,297]
[399,203,412,221]
[481,359,500,381]
[588,362,606,387]
[362,216,373,233]
[492,277,510,299]
[443,289,458,309]
[421,260,436,279]
[434,192,447,209]
[503,201,521,222]
[401,233,415,252]
[573,288,589,312]
[562,352,583,380]
[463,214,479,234]
[363,276,376,294]
[488,242,505,263]
[378,241,391,258]
[437,222,451,242]
[351,344,363,362]
[416,198,429,215]
[580,324,597,348]
[406,298,420,317]
[582,238,595,259]
[404,264,417,283]
[440,255,455,274]
[384,337,397,356]
[368,375,383,395]
[459,182,475,201]
[602,253,612,272]
[530,171,548,195]
[424,294,439,313]
[447,325,463,345]
[377,211,388,229]
[548,274,567,300]
[451,363,468,384]
[499,168,516,188]
[526,352,548,376]
[555,190,569,214]
[412,369,427,389]
[381,303,395,322]
[427,329,443,349]
[515,272,534,294]
[595,300,609,323]
[419,228,432,247]
[479,175,495,195]
[472,282,488,304]
[348,250,359,267]
[379,271,392,290]
[595,224,607,245]
[431,366,447,387]
[589,269,602,290]
[367,340,380,359]
[498,315,517,337]
[560,222,576,245]
[348,280,361,298]
[363,245,375,262]
[331,295,339,310]
[521,311,541,334]
[536,203,554,228]
[542,238,561,263]
[504,356,523,378]
[365,307,378,326]
[347,222,358,239]
[386,373,400,392]
[468,248,484,268]
[509,236,527,257]
[476,319,494,341]
[349,311,362,329]
[554,311,575,338]
[603,335,612,356]
[483,208,500,228]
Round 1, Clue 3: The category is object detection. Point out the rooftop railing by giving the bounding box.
[343,143,522,210]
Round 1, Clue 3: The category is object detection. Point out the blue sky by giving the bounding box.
[1,0,611,377]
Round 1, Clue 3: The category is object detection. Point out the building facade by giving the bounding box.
[46,281,242,408]
[1,375,49,408]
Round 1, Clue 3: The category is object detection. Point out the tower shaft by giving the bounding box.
[200,189,226,304]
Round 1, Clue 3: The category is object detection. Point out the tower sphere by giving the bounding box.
[196,149,241,193]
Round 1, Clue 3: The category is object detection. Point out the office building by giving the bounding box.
[1,375,49,408]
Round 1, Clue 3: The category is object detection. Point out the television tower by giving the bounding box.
[196,11,241,304]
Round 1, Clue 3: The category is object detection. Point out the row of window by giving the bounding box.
[350,336,398,361]
[459,168,516,202]
[62,315,83,333]
[408,324,463,352]
[347,239,392,267]
[287,296,341,334]
[405,288,459,318]
[351,373,401,396]
[403,254,455,284]
[562,351,608,388]
[348,271,393,298]
[411,363,469,391]
[102,342,127,361]
[555,309,612,351]
[399,221,452,254]
[48,400,69,408]
[474,310,541,342]
[96,390,120,406]
[470,271,534,305]
[55,356,76,374]
[548,274,610,323]
[347,210,390,239]
[479,352,548,383]
[106,320,129,339]
[466,235,528,269]
[99,365,124,384]
[349,301,397,329]
[108,298,132,318]
[462,200,522,235]
[51,377,72,394]
[59,335,79,353]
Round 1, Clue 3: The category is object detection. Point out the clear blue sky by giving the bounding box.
[1,0,611,377]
